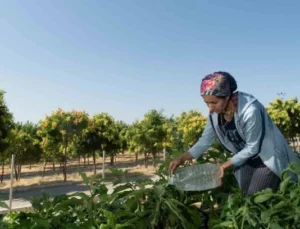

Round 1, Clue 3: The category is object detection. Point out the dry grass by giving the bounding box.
[0,153,160,191]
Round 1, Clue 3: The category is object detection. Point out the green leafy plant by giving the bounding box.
[212,162,300,229]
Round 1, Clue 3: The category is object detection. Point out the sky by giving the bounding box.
[1,0,300,124]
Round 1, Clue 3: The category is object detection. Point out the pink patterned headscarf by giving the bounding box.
[200,73,231,96]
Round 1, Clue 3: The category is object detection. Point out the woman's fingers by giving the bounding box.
[168,159,180,174]
[219,166,224,179]
[168,161,176,174]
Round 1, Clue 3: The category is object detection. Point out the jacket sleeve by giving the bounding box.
[231,104,264,166]
[188,117,216,159]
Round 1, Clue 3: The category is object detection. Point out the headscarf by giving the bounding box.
[200,73,231,97]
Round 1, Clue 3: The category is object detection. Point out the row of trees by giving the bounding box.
[0,90,299,181]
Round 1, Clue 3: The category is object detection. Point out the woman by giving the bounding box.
[168,71,300,195]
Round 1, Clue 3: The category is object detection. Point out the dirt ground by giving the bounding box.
[0,153,160,191]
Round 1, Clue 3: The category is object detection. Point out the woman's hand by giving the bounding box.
[168,157,184,175]
[219,160,233,179]
[168,152,194,175]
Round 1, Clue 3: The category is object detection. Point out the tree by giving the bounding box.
[177,110,207,151]
[82,113,119,174]
[39,136,61,176]
[7,122,41,181]
[68,132,88,174]
[21,121,43,167]
[137,109,167,167]
[162,116,178,156]
[115,120,128,155]
[125,121,143,164]
[0,90,14,182]
[92,113,118,167]
[0,90,14,151]
[81,117,103,174]
[38,109,89,181]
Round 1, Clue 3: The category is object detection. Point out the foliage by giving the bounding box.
[7,122,43,180]
[0,90,14,159]
[2,152,300,229]
[0,163,206,229]
[125,110,169,166]
[115,120,128,154]
[88,113,118,153]
[212,162,300,228]
[266,97,300,138]
[125,121,143,154]
[138,109,167,154]
[161,116,177,151]
[38,109,89,181]
[177,110,207,150]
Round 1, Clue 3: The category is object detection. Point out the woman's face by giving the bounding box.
[202,95,229,114]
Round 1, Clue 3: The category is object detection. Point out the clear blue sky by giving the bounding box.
[1,0,300,124]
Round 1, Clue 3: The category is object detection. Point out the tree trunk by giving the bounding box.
[42,161,48,178]
[14,164,18,181]
[29,162,32,169]
[135,153,138,165]
[18,164,22,181]
[293,137,297,152]
[78,156,80,173]
[102,150,105,179]
[14,163,22,181]
[61,158,65,180]
[295,137,298,152]
[63,144,68,182]
[52,161,55,171]
[144,152,148,168]
[93,151,96,175]
[152,151,157,167]
[1,161,4,183]
[110,152,114,166]
[84,155,86,168]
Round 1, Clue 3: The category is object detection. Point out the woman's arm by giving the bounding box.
[188,117,216,159]
[168,118,216,174]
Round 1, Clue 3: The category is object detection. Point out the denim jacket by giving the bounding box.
[188,91,300,186]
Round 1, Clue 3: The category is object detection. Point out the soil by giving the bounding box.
[0,152,160,191]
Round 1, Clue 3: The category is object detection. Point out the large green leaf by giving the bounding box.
[80,172,90,186]
[253,189,273,203]
[102,209,116,227]
[279,176,291,193]
[253,194,273,204]
[270,222,284,229]
[163,199,195,229]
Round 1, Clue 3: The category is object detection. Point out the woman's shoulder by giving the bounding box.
[235,91,263,115]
